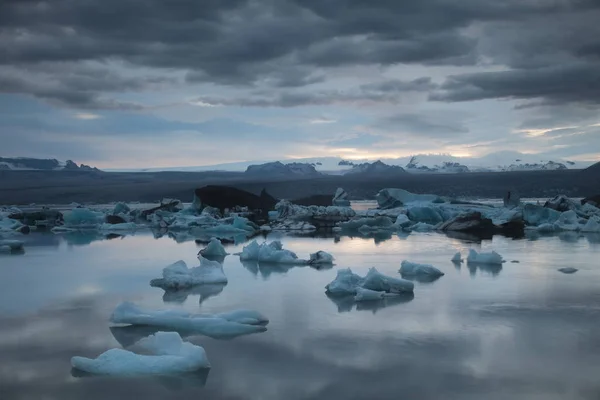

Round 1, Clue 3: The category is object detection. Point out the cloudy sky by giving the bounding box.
[1,0,599,168]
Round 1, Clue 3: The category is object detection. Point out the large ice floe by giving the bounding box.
[0,239,25,253]
[325,267,414,296]
[150,259,227,290]
[237,240,307,264]
[110,302,268,339]
[272,200,355,230]
[71,332,210,376]
[399,261,445,279]
[466,249,505,265]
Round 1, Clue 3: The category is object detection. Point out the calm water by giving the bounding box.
[2,229,600,400]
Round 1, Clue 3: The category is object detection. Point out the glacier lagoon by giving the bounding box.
[1,226,600,399]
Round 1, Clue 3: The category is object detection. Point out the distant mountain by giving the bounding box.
[502,161,567,172]
[0,157,101,171]
[405,156,470,173]
[245,161,321,177]
[345,160,406,176]
[103,151,596,174]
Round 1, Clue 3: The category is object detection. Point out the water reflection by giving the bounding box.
[71,368,210,390]
[325,292,414,313]
[158,283,227,305]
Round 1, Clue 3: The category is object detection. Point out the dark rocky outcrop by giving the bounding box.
[194,185,278,214]
[140,199,182,218]
[105,215,127,224]
[439,211,524,238]
[582,194,600,207]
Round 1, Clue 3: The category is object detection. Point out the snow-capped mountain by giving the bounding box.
[245,161,321,177]
[0,157,100,171]
[104,151,595,173]
[345,160,406,176]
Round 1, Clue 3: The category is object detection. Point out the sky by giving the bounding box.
[1,0,600,169]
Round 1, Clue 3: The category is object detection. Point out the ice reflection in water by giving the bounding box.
[1,230,600,399]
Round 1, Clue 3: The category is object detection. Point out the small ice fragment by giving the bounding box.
[308,251,334,265]
[451,252,463,263]
[467,249,504,265]
[558,267,578,274]
[198,238,229,258]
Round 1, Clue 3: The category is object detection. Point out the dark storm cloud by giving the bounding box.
[1,0,598,109]
[430,63,600,105]
[192,77,435,107]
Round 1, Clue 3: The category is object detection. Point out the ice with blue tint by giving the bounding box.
[407,206,444,224]
[522,204,561,226]
[308,251,334,265]
[238,240,306,264]
[150,258,227,289]
[198,238,229,258]
[376,188,444,209]
[400,261,445,277]
[62,208,105,227]
[110,302,268,338]
[467,249,504,265]
[581,216,600,232]
[71,332,210,375]
[326,267,414,296]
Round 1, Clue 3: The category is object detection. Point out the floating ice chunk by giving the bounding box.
[150,259,227,290]
[354,287,386,301]
[238,240,306,264]
[325,268,364,295]
[110,302,268,338]
[581,216,600,233]
[393,214,411,229]
[71,332,210,375]
[399,261,444,277]
[271,220,317,231]
[558,267,578,274]
[99,222,138,231]
[407,206,443,224]
[333,188,351,207]
[555,210,580,231]
[409,222,436,232]
[451,252,463,263]
[339,216,394,231]
[467,249,504,265]
[62,208,105,227]
[308,251,334,265]
[198,238,229,258]
[112,202,131,215]
[361,268,414,293]
[522,204,561,226]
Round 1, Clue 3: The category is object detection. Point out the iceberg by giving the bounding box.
[338,216,394,232]
[0,239,25,253]
[451,252,463,263]
[112,202,131,215]
[110,302,268,339]
[558,267,578,274]
[554,210,580,231]
[99,222,138,231]
[537,223,556,233]
[271,220,317,231]
[408,222,436,232]
[399,261,445,277]
[326,267,414,295]
[161,283,226,305]
[198,238,229,258]
[307,251,334,265]
[407,206,443,224]
[274,200,355,221]
[581,216,600,233]
[522,204,561,226]
[393,214,412,229]
[150,259,227,290]
[376,188,444,209]
[466,249,504,265]
[238,240,306,264]
[62,208,105,227]
[71,332,210,375]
